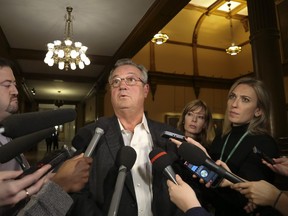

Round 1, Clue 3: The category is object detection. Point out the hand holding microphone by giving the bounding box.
[178,142,244,184]
[50,126,104,192]
[51,153,93,193]
[167,174,202,213]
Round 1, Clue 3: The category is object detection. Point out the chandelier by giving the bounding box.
[225,1,241,56]
[151,31,169,45]
[44,7,90,70]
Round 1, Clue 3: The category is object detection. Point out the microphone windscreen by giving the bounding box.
[149,148,173,172]
[178,142,206,166]
[116,146,137,170]
[1,109,76,138]
[0,127,55,163]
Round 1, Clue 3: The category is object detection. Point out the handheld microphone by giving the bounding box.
[0,128,55,163]
[108,146,137,216]
[178,142,244,183]
[0,109,76,138]
[149,148,178,185]
[84,127,104,157]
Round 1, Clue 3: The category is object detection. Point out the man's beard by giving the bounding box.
[7,101,18,114]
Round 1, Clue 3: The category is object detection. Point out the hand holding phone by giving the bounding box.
[161,132,223,187]
[184,161,222,187]
[16,145,75,180]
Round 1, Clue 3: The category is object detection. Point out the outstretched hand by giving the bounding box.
[170,136,210,157]
[0,164,51,206]
[51,153,93,193]
[262,156,288,177]
[167,174,201,213]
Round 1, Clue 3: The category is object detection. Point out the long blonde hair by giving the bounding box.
[222,77,271,136]
[177,99,215,147]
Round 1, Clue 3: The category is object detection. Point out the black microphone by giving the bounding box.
[108,146,137,216]
[178,142,244,183]
[84,127,104,157]
[0,109,76,138]
[0,127,55,163]
[149,148,178,185]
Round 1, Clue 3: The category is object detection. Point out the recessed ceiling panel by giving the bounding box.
[189,0,217,8]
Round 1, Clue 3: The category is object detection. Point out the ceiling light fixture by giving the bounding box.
[31,88,36,96]
[225,1,241,56]
[151,31,169,45]
[44,6,90,70]
[54,90,64,108]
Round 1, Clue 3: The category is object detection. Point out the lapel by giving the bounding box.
[102,116,137,201]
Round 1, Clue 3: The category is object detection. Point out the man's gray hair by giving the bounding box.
[108,58,148,83]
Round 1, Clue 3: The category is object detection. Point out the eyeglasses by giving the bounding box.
[109,76,145,88]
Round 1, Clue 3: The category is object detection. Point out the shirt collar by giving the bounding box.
[118,113,150,134]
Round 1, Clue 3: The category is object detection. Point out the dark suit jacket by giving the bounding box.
[68,115,185,216]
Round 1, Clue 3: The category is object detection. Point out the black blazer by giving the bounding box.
[68,115,185,216]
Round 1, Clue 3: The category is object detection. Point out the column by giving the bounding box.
[247,0,288,138]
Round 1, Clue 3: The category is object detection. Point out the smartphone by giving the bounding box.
[184,161,222,187]
[161,131,186,142]
[253,146,275,165]
[16,145,75,179]
[161,131,223,187]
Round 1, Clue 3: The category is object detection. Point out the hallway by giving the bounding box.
[24,140,72,166]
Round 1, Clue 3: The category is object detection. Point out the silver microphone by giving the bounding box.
[84,127,104,157]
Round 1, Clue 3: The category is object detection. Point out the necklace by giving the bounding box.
[220,131,249,163]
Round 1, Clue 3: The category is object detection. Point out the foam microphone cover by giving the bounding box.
[116,146,137,170]
[178,142,206,166]
[149,148,173,172]
[0,109,76,138]
[0,127,55,163]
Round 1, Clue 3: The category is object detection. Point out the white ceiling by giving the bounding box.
[0,0,249,106]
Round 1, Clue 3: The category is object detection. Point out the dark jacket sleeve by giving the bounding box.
[185,207,212,216]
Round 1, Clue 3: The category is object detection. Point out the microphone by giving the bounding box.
[0,108,76,138]
[108,146,137,216]
[0,127,55,163]
[178,142,244,183]
[84,127,104,157]
[149,148,178,185]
